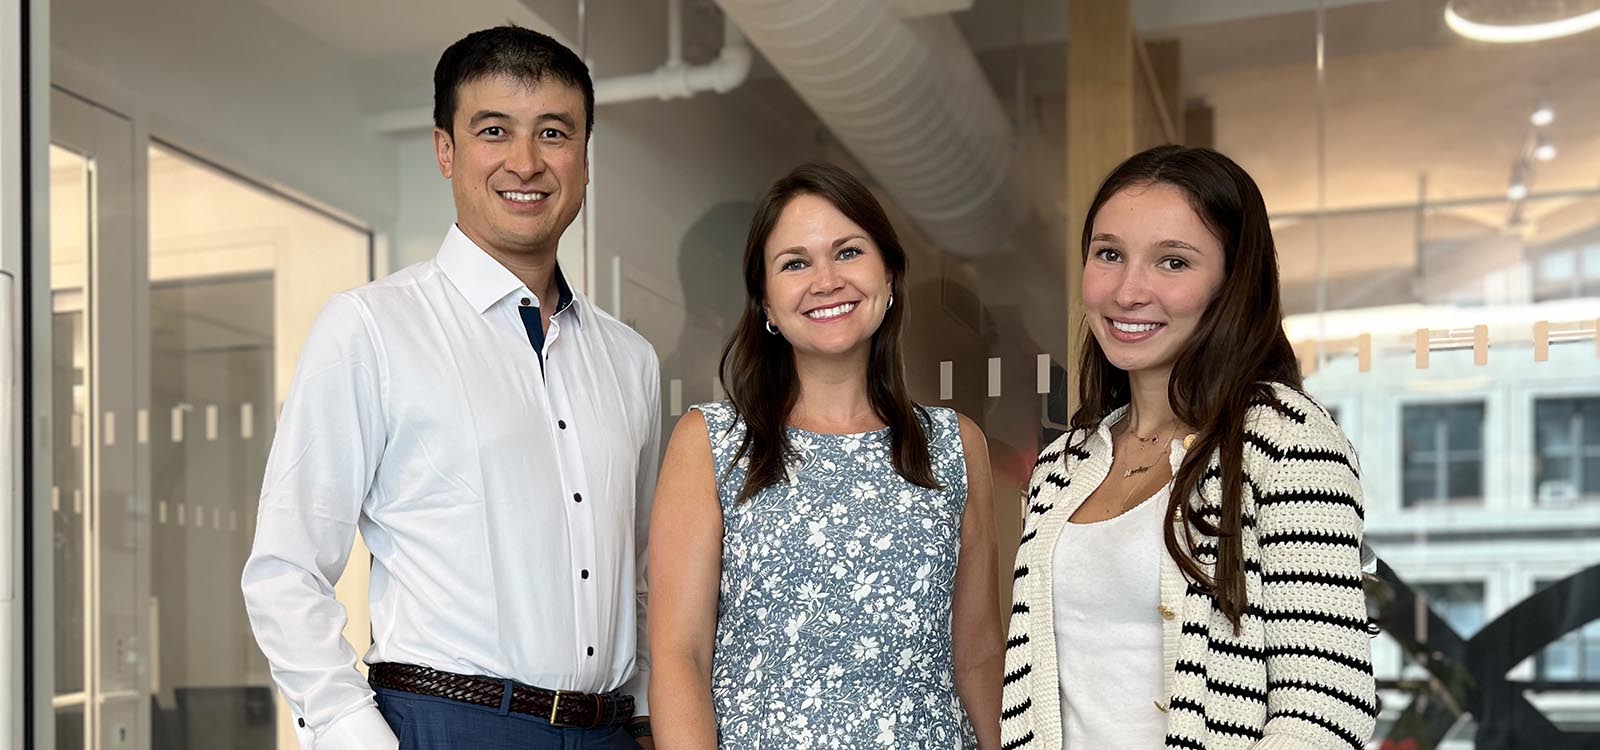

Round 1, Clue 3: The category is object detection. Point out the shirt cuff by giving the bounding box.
[312,705,399,750]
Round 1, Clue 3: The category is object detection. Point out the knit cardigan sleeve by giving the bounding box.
[1250,390,1378,749]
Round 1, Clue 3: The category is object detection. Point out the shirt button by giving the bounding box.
[1158,604,1176,620]
[587,646,595,656]
[297,718,306,728]
[574,493,583,503]
[520,297,532,306]
[581,569,589,579]
[558,419,567,429]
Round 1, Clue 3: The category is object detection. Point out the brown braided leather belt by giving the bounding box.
[369,662,634,728]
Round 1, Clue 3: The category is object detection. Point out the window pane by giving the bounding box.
[1537,455,1574,487]
[1447,403,1485,451]
[1403,405,1441,453]
[1532,579,1598,680]
[147,144,371,749]
[1447,460,1482,501]
[1403,475,1436,507]
[1585,401,1600,447]
[1539,250,1576,281]
[1544,636,1580,680]
[1176,0,1600,740]
[1536,400,1577,455]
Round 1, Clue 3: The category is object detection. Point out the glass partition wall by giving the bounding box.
[45,88,371,749]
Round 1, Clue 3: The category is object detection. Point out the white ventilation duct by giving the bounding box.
[714,0,1017,256]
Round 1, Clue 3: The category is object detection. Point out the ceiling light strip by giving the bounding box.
[1444,3,1600,44]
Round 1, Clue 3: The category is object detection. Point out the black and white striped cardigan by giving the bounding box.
[1002,383,1377,750]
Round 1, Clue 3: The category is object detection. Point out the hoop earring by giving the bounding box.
[887,295,894,310]
[765,319,780,335]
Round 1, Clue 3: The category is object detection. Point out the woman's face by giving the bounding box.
[761,193,893,362]
[1081,182,1226,380]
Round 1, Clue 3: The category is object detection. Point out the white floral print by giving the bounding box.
[693,402,976,749]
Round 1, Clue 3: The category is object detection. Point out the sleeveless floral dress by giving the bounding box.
[692,401,977,749]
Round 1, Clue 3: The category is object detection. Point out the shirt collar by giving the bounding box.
[436,224,580,325]
[1093,404,1189,471]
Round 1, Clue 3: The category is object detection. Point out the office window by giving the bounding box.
[1533,242,1600,301]
[1402,402,1485,507]
[1539,249,1577,283]
[1536,397,1600,505]
[1535,578,1600,681]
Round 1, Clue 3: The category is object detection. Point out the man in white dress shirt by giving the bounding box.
[241,26,659,750]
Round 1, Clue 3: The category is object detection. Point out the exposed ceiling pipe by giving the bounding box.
[596,0,753,105]
[713,0,1017,256]
[367,0,751,133]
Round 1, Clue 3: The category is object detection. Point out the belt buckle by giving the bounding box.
[548,690,567,727]
[548,689,609,728]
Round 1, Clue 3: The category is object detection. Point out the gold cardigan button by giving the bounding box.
[1154,700,1169,713]
[1158,604,1176,620]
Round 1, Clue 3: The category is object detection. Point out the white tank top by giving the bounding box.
[1051,484,1169,749]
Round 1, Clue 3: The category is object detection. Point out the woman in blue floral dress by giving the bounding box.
[648,163,1002,749]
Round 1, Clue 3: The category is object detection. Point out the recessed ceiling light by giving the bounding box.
[1531,106,1555,126]
[1445,2,1600,43]
[1507,183,1529,201]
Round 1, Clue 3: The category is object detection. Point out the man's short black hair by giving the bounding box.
[433,25,595,137]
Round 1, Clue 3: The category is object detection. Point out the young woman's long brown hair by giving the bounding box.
[1071,145,1303,631]
[720,163,937,502]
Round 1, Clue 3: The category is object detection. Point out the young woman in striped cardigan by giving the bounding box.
[1003,146,1376,749]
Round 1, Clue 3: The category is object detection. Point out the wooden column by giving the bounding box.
[1141,38,1184,146]
[1065,0,1136,413]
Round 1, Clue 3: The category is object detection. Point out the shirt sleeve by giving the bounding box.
[240,293,397,748]
[1254,414,1378,750]
[622,350,663,715]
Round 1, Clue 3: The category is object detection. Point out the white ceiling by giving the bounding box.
[250,0,570,61]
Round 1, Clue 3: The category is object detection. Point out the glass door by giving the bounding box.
[48,87,149,750]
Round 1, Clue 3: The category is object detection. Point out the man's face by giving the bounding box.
[434,74,589,261]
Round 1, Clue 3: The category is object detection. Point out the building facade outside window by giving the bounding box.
[1535,397,1600,504]
[1536,578,1600,682]
[1403,402,1487,507]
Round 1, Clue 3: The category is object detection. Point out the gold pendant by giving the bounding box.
[1125,465,1150,478]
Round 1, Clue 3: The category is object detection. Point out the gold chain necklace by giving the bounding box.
[1120,423,1178,479]
[1115,423,1179,515]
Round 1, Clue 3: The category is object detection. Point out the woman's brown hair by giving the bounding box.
[1071,145,1303,631]
[719,163,937,501]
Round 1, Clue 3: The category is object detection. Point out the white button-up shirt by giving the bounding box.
[242,225,661,749]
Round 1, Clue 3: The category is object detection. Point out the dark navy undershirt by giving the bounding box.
[515,269,576,369]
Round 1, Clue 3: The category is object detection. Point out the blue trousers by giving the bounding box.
[374,686,643,750]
